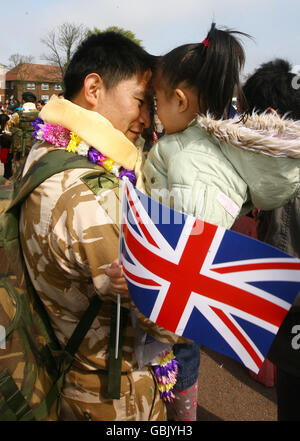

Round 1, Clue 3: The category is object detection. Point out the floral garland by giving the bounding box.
[32,118,136,184]
[152,349,178,402]
[31,118,178,402]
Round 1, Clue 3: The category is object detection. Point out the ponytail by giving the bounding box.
[198,23,250,118]
[157,23,251,119]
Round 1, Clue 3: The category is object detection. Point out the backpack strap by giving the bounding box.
[0,370,36,421]
[31,295,104,421]
[0,295,103,422]
[9,149,102,211]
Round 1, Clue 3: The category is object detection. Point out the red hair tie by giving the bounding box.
[202,38,210,47]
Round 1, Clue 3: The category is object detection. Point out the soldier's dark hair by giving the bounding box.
[241,59,300,120]
[64,31,156,100]
[22,92,37,103]
[154,23,250,119]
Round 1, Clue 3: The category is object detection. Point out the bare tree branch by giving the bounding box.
[41,29,64,74]
[7,54,36,93]
[41,22,88,78]
[8,53,35,70]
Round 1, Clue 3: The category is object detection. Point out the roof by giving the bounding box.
[6,63,62,83]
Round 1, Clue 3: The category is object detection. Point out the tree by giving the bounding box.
[41,22,88,79]
[88,26,143,47]
[6,54,36,95]
[7,54,35,70]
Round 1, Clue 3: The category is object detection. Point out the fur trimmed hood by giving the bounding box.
[144,111,300,219]
[197,113,300,158]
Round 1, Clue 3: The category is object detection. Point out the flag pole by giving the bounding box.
[115,295,120,360]
[115,178,128,359]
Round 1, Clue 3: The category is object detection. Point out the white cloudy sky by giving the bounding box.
[2,0,300,76]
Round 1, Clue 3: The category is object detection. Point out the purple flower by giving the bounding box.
[119,169,136,184]
[88,147,100,163]
[31,118,44,140]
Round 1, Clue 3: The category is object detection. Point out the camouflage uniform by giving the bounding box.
[10,110,39,178]
[19,138,184,421]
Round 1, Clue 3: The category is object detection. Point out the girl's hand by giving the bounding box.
[105,261,128,294]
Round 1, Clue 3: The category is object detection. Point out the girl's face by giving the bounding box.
[153,74,199,135]
[154,86,183,134]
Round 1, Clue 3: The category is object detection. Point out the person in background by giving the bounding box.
[0,113,12,179]
[21,92,37,112]
[36,99,46,111]
[8,92,38,177]
[241,58,300,421]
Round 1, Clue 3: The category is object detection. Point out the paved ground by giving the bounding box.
[196,346,277,421]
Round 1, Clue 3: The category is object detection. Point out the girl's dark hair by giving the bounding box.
[64,31,156,100]
[156,23,250,119]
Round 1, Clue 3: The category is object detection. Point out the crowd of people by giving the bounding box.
[0,92,43,178]
[1,23,300,422]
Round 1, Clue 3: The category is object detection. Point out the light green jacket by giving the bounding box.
[143,114,300,229]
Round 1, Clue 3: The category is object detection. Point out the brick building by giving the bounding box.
[5,63,63,103]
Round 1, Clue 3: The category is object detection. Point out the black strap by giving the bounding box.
[29,296,103,421]
[107,303,129,399]
[65,296,103,359]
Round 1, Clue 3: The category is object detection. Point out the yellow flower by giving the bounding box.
[103,158,114,171]
[158,383,175,392]
[67,132,82,153]
[159,350,174,366]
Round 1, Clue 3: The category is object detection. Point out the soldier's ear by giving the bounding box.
[83,73,104,108]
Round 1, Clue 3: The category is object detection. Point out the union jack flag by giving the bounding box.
[119,181,300,373]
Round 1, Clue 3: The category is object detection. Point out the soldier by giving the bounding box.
[10,92,38,177]
[19,31,184,421]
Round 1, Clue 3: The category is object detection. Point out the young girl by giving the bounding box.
[142,23,300,420]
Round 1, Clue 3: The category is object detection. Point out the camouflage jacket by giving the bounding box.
[20,141,184,374]
[19,97,188,420]
[10,110,39,155]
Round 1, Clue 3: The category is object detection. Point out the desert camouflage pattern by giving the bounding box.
[19,141,185,421]
[0,173,57,421]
